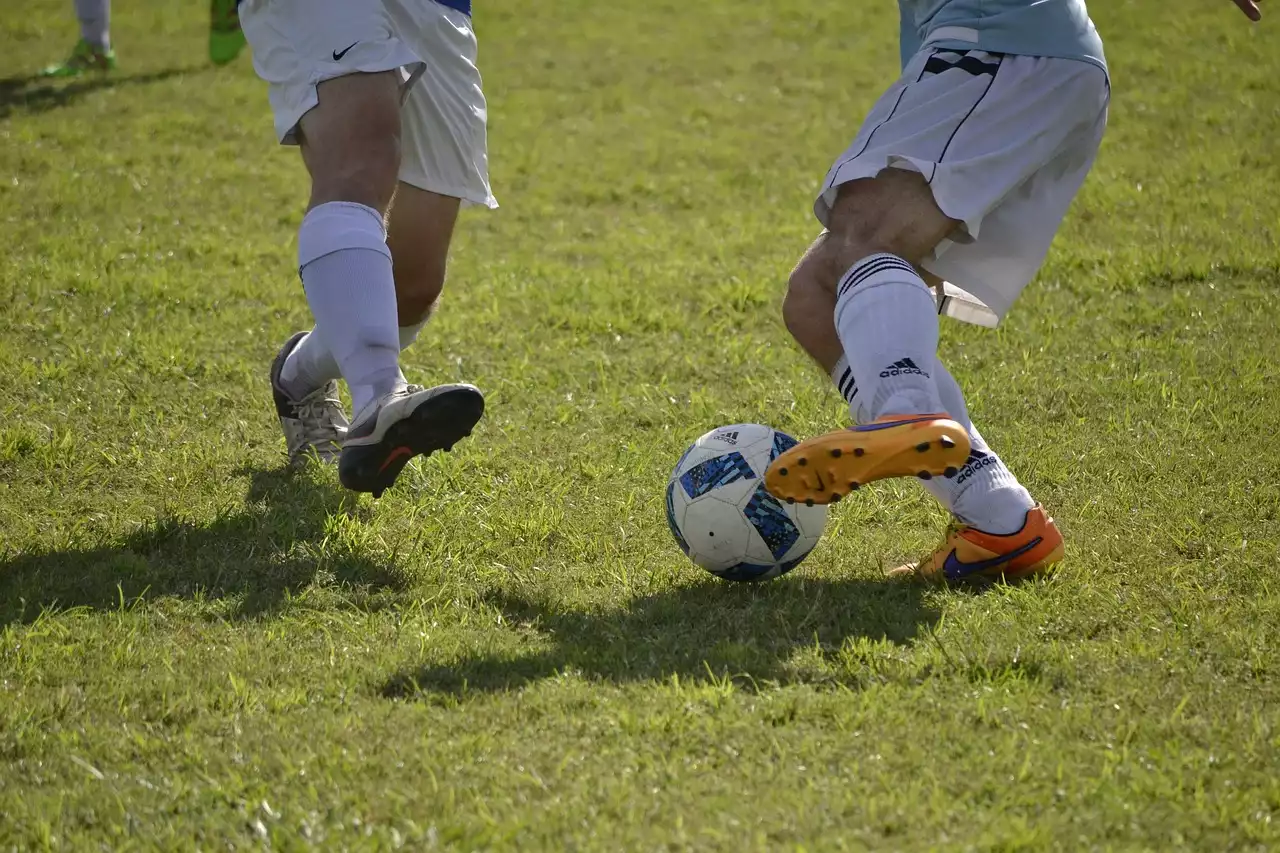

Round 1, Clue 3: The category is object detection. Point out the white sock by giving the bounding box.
[834,253,944,419]
[75,0,110,49]
[279,318,428,402]
[297,202,404,416]
[918,360,1035,534]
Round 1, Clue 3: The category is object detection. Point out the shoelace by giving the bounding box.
[292,393,347,445]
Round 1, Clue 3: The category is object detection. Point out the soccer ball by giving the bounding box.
[665,424,828,582]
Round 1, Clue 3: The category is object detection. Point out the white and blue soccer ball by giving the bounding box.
[666,424,828,582]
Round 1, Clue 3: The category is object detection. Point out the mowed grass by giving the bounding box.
[2,0,1280,848]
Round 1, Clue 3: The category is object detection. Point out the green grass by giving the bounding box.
[3,0,1280,848]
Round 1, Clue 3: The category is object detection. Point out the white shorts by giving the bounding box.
[240,0,496,208]
[816,47,1110,326]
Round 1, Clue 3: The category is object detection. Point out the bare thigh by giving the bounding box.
[298,71,404,212]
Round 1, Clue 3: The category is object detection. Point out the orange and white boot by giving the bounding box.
[889,505,1064,583]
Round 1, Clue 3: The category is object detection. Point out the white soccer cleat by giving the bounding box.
[269,331,350,467]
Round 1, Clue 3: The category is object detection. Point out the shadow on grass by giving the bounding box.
[381,577,940,697]
[0,67,195,119]
[0,467,403,624]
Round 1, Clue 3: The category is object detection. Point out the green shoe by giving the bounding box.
[209,0,247,65]
[39,39,116,78]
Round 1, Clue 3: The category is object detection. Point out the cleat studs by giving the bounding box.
[831,448,843,458]
[849,481,859,491]
[916,442,931,453]
[940,436,956,449]
[805,499,814,508]
[944,466,959,478]
[797,458,808,467]
[830,492,842,503]
[917,471,932,481]
[786,498,795,505]
[854,448,865,457]
[779,467,789,476]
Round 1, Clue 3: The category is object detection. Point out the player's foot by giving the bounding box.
[764,414,971,506]
[209,0,247,65]
[39,40,116,78]
[338,383,484,497]
[888,505,1065,584]
[270,331,349,467]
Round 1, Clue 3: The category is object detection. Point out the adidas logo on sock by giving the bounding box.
[879,358,931,379]
[714,430,740,445]
[955,448,997,485]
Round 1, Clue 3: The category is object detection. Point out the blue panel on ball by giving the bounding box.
[665,481,690,555]
[743,482,801,559]
[770,430,798,462]
[679,451,756,499]
[716,562,778,583]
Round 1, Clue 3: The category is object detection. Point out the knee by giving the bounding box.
[393,255,446,325]
[782,249,837,339]
[825,222,900,278]
[824,173,959,270]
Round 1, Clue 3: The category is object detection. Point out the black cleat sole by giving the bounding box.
[338,387,484,496]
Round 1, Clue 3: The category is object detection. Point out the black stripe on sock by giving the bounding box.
[837,368,857,403]
[837,255,917,300]
[837,257,903,299]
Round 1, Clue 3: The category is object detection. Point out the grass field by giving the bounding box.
[3,1,1280,849]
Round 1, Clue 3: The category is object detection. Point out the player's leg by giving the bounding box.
[387,186,459,327]
[900,61,1108,582]
[291,70,483,497]
[279,187,457,397]
[275,185,462,455]
[291,67,406,422]
[274,0,492,387]
[793,250,1039,537]
[386,0,496,340]
[769,50,1108,579]
[40,0,115,77]
[265,70,406,475]
[326,0,491,495]
[240,0,409,479]
[774,173,1058,578]
[769,167,972,505]
[907,270,1034,535]
[890,353,1061,581]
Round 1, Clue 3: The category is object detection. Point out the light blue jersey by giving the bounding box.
[898,0,1106,73]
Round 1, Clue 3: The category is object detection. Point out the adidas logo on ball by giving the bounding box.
[880,358,930,379]
[714,430,740,445]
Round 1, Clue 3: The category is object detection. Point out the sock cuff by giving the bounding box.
[398,320,427,350]
[298,201,389,270]
[836,252,921,301]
